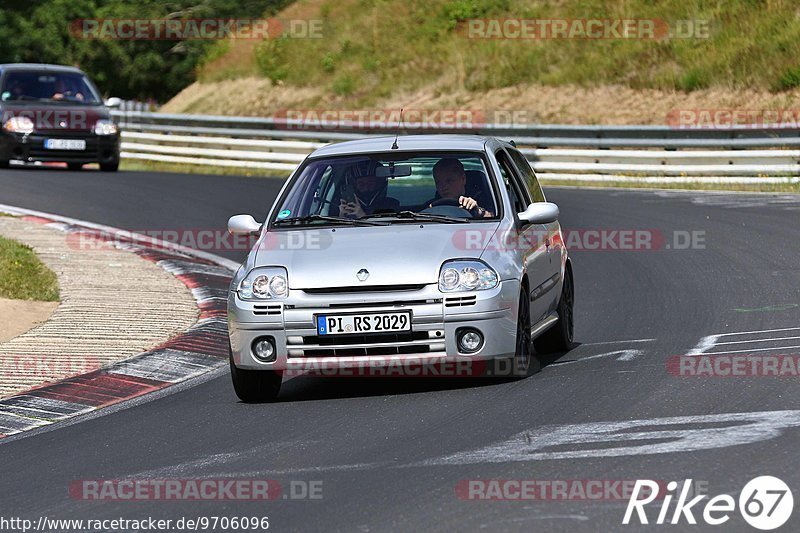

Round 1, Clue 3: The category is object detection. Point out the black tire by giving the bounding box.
[507,289,540,378]
[229,351,281,403]
[534,268,575,354]
[67,162,83,171]
[0,160,8,169]
[100,161,119,172]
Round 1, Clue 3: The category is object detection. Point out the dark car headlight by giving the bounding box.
[3,116,34,134]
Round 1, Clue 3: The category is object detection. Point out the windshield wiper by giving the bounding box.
[360,211,467,224]
[273,214,388,227]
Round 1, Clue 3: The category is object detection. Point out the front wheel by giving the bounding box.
[229,352,281,403]
[507,289,540,379]
[534,269,575,354]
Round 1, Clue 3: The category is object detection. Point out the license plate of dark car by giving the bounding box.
[44,139,86,150]
[316,311,412,335]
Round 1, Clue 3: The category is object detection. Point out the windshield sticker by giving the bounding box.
[277,209,291,219]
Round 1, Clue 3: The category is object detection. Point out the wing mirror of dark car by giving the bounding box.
[104,97,122,108]
[375,165,412,178]
[517,202,559,225]
[228,214,262,235]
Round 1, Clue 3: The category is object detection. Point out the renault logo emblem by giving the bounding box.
[356,268,369,281]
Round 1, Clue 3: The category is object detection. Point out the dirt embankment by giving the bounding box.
[161,77,800,126]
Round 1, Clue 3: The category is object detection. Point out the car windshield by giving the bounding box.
[272,151,500,226]
[0,71,102,104]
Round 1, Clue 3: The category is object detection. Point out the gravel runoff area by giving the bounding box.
[0,215,198,398]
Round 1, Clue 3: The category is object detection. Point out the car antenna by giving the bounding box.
[391,108,404,150]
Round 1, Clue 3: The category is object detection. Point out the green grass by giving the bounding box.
[120,160,289,179]
[0,234,59,301]
[200,0,800,103]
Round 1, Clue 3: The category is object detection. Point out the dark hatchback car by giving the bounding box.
[0,63,120,171]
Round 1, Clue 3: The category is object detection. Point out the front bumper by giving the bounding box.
[0,131,120,164]
[228,280,520,374]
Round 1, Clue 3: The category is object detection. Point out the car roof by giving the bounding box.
[309,134,511,158]
[0,63,86,75]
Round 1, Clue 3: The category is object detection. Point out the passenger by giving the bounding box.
[339,164,400,218]
[425,158,493,217]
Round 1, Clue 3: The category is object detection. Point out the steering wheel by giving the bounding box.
[429,197,478,217]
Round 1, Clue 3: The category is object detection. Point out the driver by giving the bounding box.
[52,78,84,102]
[425,158,493,217]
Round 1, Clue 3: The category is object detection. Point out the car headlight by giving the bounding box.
[94,119,118,135]
[438,260,498,292]
[3,116,34,134]
[238,267,289,300]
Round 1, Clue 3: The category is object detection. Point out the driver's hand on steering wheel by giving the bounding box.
[458,196,478,210]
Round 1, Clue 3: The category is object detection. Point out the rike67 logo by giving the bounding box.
[623,477,793,530]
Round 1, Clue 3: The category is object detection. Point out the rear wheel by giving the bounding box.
[534,268,575,354]
[229,349,281,403]
[100,161,119,172]
[67,163,83,171]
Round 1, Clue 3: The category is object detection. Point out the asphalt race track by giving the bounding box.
[1,167,800,531]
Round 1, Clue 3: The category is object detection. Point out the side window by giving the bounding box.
[495,150,529,213]
[508,148,546,203]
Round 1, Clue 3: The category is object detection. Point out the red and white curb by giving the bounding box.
[0,205,236,439]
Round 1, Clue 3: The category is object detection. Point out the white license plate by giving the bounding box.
[44,139,86,150]
[316,311,412,335]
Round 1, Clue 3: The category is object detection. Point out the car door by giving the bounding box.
[507,147,563,318]
[495,148,552,323]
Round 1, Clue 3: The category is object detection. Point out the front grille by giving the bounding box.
[253,304,282,316]
[287,329,445,357]
[445,295,477,307]
[302,284,426,294]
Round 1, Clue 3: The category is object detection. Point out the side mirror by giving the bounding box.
[104,97,122,108]
[517,202,559,225]
[228,214,262,235]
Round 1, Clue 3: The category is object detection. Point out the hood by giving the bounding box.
[255,222,500,289]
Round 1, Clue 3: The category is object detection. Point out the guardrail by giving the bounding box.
[112,111,800,184]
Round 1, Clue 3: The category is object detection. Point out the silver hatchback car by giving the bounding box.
[227,135,574,402]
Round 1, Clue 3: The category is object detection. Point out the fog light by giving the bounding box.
[252,337,276,362]
[458,329,483,354]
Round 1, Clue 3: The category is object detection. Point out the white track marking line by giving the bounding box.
[580,338,655,346]
[561,349,643,364]
[686,334,720,356]
[714,335,800,346]
[715,326,800,337]
[702,345,800,356]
